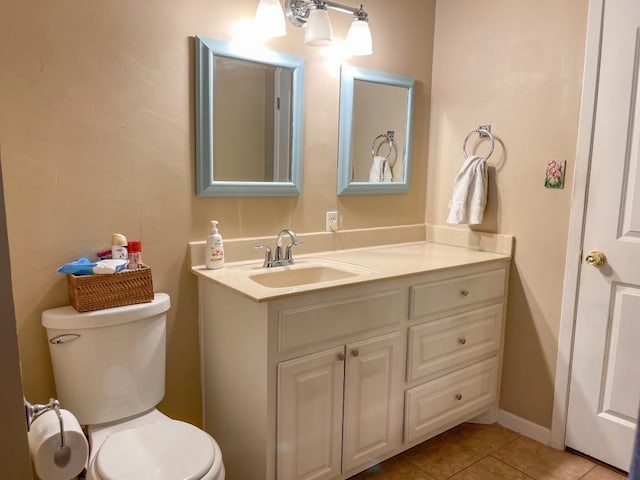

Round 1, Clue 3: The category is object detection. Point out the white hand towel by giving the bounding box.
[446,155,488,225]
[369,156,385,182]
[369,156,394,183]
[382,159,393,182]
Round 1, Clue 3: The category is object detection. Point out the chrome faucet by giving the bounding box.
[253,229,302,268]
[275,229,300,265]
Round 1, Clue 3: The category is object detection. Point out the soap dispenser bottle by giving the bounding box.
[205,220,225,269]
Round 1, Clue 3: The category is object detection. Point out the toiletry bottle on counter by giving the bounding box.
[127,241,143,269]
[111,233,128,260]
[205,220,224,269]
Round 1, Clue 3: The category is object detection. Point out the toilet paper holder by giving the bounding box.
[24,397,66,450]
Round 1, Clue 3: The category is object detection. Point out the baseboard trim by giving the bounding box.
[497,409,552,446]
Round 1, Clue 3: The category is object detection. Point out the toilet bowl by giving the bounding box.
[42,293,225,480]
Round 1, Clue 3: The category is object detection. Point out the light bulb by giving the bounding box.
[346,18,372,56]
[305,7,333,46]
[255,0,286,38]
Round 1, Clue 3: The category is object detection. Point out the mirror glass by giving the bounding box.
[337,65,415,195]
[195,37,304,197]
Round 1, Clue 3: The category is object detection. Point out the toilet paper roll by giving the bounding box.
[28,409,88,480]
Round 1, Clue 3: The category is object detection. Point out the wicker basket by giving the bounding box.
[67,265,154,312]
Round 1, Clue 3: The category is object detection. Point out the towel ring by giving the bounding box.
[463,127,495,160]
[371,131,397,167]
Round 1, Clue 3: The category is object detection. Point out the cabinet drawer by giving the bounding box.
[278,289,401,353]
[410,268,506,319]
[404,356,499,443]
[407,304,503,382]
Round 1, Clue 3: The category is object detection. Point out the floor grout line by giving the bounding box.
[575,463,598,479]
[444,454,495,479]
[489,454,538,479]
[487,431,523,455]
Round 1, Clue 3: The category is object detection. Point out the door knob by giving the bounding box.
[585,250,606,267]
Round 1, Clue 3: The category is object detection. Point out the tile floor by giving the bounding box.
[348,423,628,480]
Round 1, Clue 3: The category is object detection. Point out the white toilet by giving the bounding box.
[42,293,225,480]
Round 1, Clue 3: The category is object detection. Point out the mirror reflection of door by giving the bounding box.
[351,80,408,182]
[212,56,293,182]
[273,68,292,182]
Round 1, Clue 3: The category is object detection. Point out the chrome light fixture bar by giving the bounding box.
[284,0,373,55]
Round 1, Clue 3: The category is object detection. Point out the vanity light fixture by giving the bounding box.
[344,5,372,55]
[255,0,287,37]
[256,0,373,56]
[304,3,333,46]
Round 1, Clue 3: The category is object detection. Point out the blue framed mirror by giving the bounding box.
[337,65,415,195]
[195,36,304,197]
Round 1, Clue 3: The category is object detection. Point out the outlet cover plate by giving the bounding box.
[325,211,338,232]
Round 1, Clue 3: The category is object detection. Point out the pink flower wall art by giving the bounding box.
[544,160,566,189]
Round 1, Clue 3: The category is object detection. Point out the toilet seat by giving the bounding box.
[94,420,218,480]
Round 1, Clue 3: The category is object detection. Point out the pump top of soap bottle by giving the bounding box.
[205,220,224,269]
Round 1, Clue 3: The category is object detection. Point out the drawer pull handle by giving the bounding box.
[455,393,463,401]
[351,349,359,357]
[337,353,345,361]
[460,289,469,297]
[458,337,467,345]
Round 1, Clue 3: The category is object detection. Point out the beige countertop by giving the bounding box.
[191,241,510,302]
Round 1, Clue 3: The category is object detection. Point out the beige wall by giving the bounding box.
[0,0,435,427]
[427,1,588,428]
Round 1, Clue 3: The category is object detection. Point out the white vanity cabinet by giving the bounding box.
[277,332,403,480]
[197,255,509,480]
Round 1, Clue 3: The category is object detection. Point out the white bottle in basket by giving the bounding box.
[111,233,128,260]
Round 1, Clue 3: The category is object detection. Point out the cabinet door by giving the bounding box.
[277,346,345,480]
[342,332,403,473]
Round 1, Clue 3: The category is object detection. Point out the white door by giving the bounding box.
[277,346,345,480]
[342,332,403,473]
[566,0,640,470]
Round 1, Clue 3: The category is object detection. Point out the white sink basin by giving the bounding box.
[246,260,374,289]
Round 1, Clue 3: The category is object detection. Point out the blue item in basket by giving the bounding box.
[57,258,128,275]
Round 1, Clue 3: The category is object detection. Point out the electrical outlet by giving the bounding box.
[325,211,338,232]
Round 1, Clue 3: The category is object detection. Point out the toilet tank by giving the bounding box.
[42,293,171,426]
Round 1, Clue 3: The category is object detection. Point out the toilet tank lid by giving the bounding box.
[42,293,170,330]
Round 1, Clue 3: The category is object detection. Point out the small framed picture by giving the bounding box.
[545,160,566,189]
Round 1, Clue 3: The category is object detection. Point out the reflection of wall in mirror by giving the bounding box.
[352,81,408,182]
[213,58,272,182]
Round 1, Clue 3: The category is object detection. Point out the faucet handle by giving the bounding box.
[253,245,273,268]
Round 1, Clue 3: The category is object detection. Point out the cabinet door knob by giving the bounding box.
[458,337,467,345]
[351,349,359,357]
[455,393,463,401]
[337,352,345,361]
[460,289,469,297]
